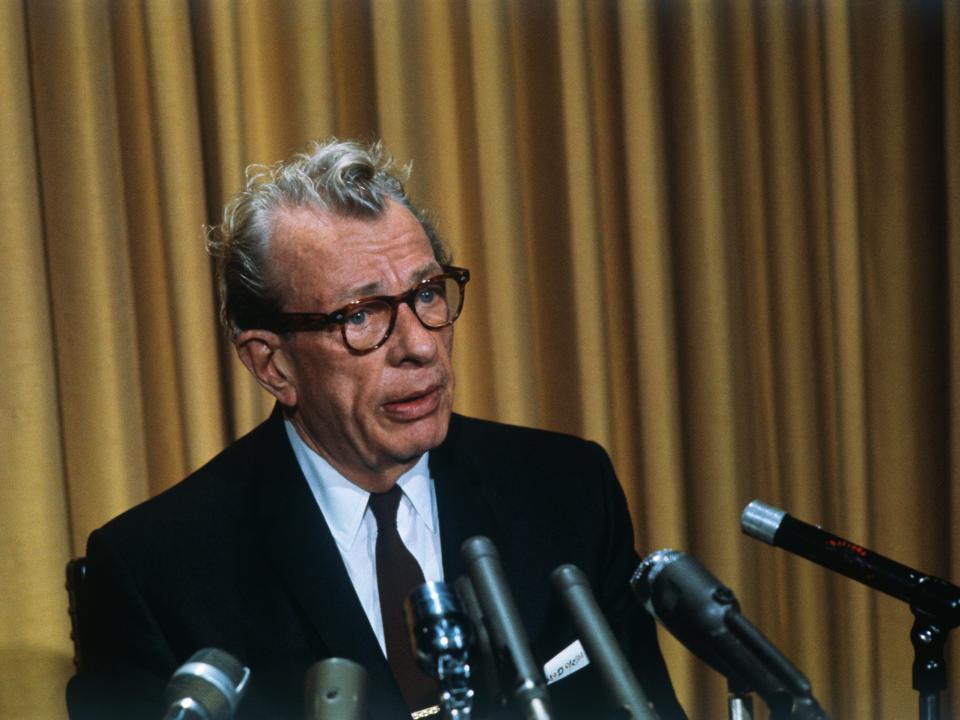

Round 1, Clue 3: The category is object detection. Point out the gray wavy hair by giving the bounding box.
[206,138,450,337]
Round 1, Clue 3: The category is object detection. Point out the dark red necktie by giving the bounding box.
[368,485,438,711]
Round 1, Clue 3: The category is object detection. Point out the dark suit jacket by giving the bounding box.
[67,410,685,719]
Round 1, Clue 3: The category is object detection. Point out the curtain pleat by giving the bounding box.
[110,0,192,494]
[946,0,960,708]
[329,0,379,138]
[583,0,637,496]
[556,0,613,449]
[617,0,686,550]
[371,0,417,158]
[820,2,876,715]
[855,4,950,717]
[26,0,151,543]
[192,0,268,438]
[661,4,746,711]
[0,3,74,718]
[3,1,958,717]
[140,0,226,477]
[398,0,499,421]
[756,0,836,705]
[617,0,696,700]
[466,0,536,427]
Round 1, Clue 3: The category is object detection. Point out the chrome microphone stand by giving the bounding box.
[406,581,475,719]
[727,675,754,720]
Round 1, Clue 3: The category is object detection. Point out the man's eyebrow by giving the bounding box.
[409,261,443,284]
[338,262,442,303]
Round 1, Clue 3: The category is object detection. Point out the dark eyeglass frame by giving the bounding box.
[262,265,470,354]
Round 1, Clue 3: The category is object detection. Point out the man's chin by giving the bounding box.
[383,411,451,460]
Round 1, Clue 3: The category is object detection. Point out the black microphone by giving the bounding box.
[631,550,828,720]
[461,536,552,720]
[304,657,367,720]
[405,581,474,718]
[163,648,251,720]
[742,500,960,627]
[551,564,654,720]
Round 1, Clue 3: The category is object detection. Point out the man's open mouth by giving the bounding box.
[381,386,442,421]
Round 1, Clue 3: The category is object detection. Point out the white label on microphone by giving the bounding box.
[543,639,590,685]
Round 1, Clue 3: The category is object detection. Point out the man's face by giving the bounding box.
[265,200,455,490]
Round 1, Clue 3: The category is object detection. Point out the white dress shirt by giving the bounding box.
[284,420,445,656]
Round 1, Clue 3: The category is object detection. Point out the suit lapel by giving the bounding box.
[430,415,557,664]
[430,414,502,585]
[254,410,408,716]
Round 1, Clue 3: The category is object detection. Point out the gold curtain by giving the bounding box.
[1,1,957,717]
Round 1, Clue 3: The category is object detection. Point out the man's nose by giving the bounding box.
[387,302,438,364]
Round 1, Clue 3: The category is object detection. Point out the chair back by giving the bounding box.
[65,557,88,671]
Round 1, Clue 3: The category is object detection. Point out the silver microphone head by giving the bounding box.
[630,549,682,609]
[304,657,368,720]
[405,581,472,677]
[406,581,475,718]
[164,648,250,720]
[740,500,786,544]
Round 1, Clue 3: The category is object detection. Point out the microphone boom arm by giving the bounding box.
[742,499,960,720]
[742,500,960,627]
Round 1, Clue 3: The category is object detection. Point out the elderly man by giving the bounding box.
[67,139,685,719]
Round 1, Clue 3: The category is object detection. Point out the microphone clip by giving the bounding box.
[435,652,474,718]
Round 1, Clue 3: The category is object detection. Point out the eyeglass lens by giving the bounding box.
[343,276,463,351]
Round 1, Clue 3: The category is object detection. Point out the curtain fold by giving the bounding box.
[466,0,537,427]
[112,0,228,487]
[820,3,876,715]
[946,0,960,710]
[557,0,618,450]
[3,1,957,717]
[0,3,74,718]
[26,0,152,543]
[617,0,697,698]
[140,0,226,474]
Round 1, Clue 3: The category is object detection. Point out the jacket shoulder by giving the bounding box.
[444,413,609,469]
[94,411,287,544]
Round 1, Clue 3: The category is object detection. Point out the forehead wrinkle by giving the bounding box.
[339,260,443,303]
[266,204,334,302]
[270,201,440,310]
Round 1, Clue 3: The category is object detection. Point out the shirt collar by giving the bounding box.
[396,455,437,534]
[283,420,437,551]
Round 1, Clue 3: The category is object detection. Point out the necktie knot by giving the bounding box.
[368,484,404,528]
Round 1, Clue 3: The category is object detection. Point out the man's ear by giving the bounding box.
[235,330,298,407]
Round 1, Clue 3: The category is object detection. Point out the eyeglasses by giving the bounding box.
[262,266,470,354]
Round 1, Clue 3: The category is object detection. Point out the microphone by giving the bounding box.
[454,574,502,706]
[163,648,251,720]
[551,564,654,720]
[631,550,828,720]
[304,657,367,720]
[405,581,474,718]
[742,500,960,626]
[460,536,552,720]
